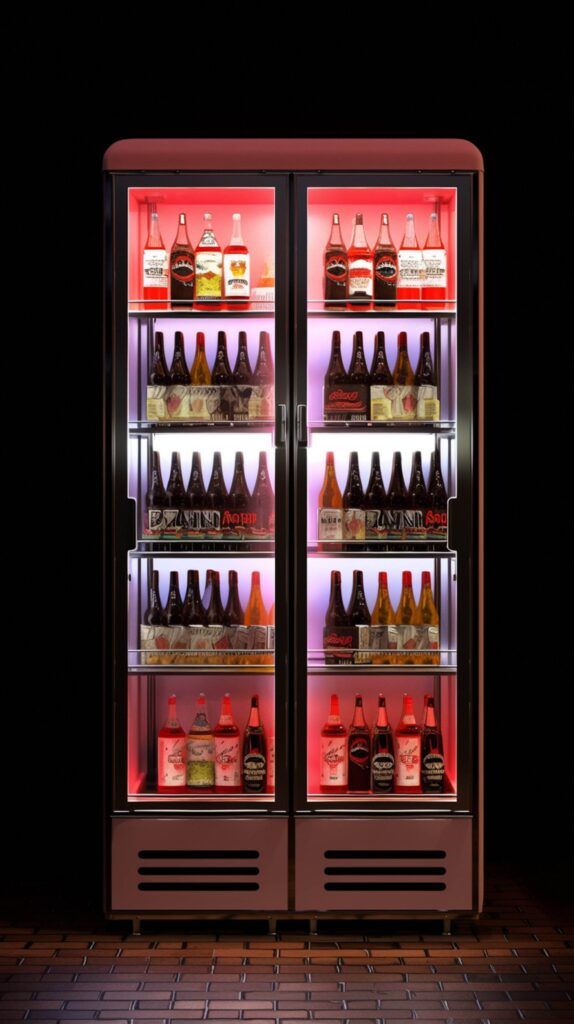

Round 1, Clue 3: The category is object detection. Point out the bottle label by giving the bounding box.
[398,250,425,288]
[215,736,241,786]
[267,625,275,653]
[372,750,395,787]
[370,385,417,420]
[348,258,373,297]
[195,252,223,297]
[422,248,447,286]
[398,624,419,653]
[143,249,169,289]
[355,624,373,665]
[268,736,275,789]
[186,737,215,787]
[323,625,356,663]
[424,508,448,540]
[158,737,186,787]
[318,508,343,541]
[395,735,421,786]
[323,384,368,419]
[370,624,399,653]
[320,737,348,786]
[243,751,267,790]
[375,254,398,282]
[416,386,440,421]
[342,508,366,541]
[223,253,250,297]
[422,751,445,790]
[349,735,370,766]
[325,254,348,281]
[170,252,195,285]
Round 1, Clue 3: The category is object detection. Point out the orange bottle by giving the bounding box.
[244,571,269,665]
[395,570,420,665]
[370,571,396,665]
[417,570,440,665]
[318,451,343,550]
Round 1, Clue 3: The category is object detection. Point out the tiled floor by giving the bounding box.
[1,869,572,1023]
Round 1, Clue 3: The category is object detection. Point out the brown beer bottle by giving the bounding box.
[149,330,170,384]
[242,695,267,793]
[324,570,351,666]
[324,330,348,388]
[370,571,396,665]
[204,569,225,625]
[343,451,366,547]
[182,569,207,626]
[324,213,348,308]
[373,213,398,308]
[169,331,190,385]
[146,451,166,510]
[348,695,371,793]
[395,571,420,664]
[392,332,415,386]
[365,452,386,519]
[170,213,195,309]
[349,331,369,385]
[206,452,229,512]
[224,569,244,626]
[421,696,445,792]
[371,695,395,793]
[251,452,274,535]
[253,331,274,386]
[325,570,350,628]
[414,331,436,387]
[407,450,429,538]
[346,569,371,627]
[144,569,164,625]
[186,452,207,511]
[229,452,252,517]
[428,448,448,512]
[318,451,343,550]
[190,331,211,385]
[233,330,253,384]
[163,571,183,626]
[417,571,440,666]
[166,452,191,513]
[369,331,393,385]
[211,330,234,384]
[244,571,268,625]
[387,451,408,511]
[320,694,347,792]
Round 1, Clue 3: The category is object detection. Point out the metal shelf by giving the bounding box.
[129,655,274,675]
[307,308,456,319]
[307,543,450,557]
[134,541,275,556]
[129,420,275,435]
[129,309,274,319]
[308,419,455,435]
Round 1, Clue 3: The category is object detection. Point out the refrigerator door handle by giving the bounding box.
[276,404,287,448]
[447,495,458,552]
[125,497,137,552]
[296,404,308,447]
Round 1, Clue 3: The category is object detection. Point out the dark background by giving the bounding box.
[7,55,566,915]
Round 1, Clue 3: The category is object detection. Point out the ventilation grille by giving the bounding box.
[137,848,260,892]
[323,849,447,893]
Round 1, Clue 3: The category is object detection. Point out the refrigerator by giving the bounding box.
[103,138,483,929]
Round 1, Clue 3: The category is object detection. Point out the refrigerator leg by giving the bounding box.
[268,916,277,936]
[442,916,452,936]
[131,917,142,937]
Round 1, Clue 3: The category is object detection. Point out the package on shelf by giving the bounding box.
[146,385,273,422]
[369,624,399,654]
[317,508,343,542]
[144,507,274,540]
[370,385,440,421]
[140,623,272,665]
[323,384,368,421]
[250,287,275,310]
[322,623,440,666]
[424,509,448,540]
[343,507,365,541]
[323,625,357,664]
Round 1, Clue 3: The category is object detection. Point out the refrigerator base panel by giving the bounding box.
[294,816,473,912]
[110,816,288,911]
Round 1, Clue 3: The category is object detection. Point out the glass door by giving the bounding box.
[111,175,289,810]
[294,174,474,811]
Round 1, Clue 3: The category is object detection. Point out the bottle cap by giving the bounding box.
[402,571,412,587]
[398,331,407,345]
[421,571,431,587]
[252,571,261,584]
[420,331,430,345]
[196,331,205,345]
[379,571,388,587]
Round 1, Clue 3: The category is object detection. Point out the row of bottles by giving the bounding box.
[320,693,445,794]
[323,570,439,665]
[141,569,274,666]
[318,449,447,544]
[158,693,273,794]
[145,451,274,538]
[149,330,274,386]
[323,331,438,421]
[324,211,447,309]
[144,209,256,310]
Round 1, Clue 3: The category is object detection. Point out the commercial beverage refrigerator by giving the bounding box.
[103,138,483,930]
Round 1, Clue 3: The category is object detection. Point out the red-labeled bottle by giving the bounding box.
[320,694,347,793]
[157,694,186,793]
[214,694,241,793]
[394,694,421,792]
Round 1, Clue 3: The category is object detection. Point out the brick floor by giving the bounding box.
[1,868,573,1023]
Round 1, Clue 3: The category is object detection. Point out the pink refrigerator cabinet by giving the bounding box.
[103,138,484,928]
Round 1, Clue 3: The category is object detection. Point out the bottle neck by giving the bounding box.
[351,218,369,250]
[424,701,438,728]
[426,214,443,248]
[247,700,261,728]
[402,216,417,247]
[376,214,394,248]
[376,703,389,728]
[352,701,367,728]
[230,215,244,245]
[328,695,341,723]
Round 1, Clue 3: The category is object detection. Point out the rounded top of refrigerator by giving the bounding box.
[102,138,484,172]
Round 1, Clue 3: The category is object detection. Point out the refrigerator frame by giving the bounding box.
[104,172,292,817]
